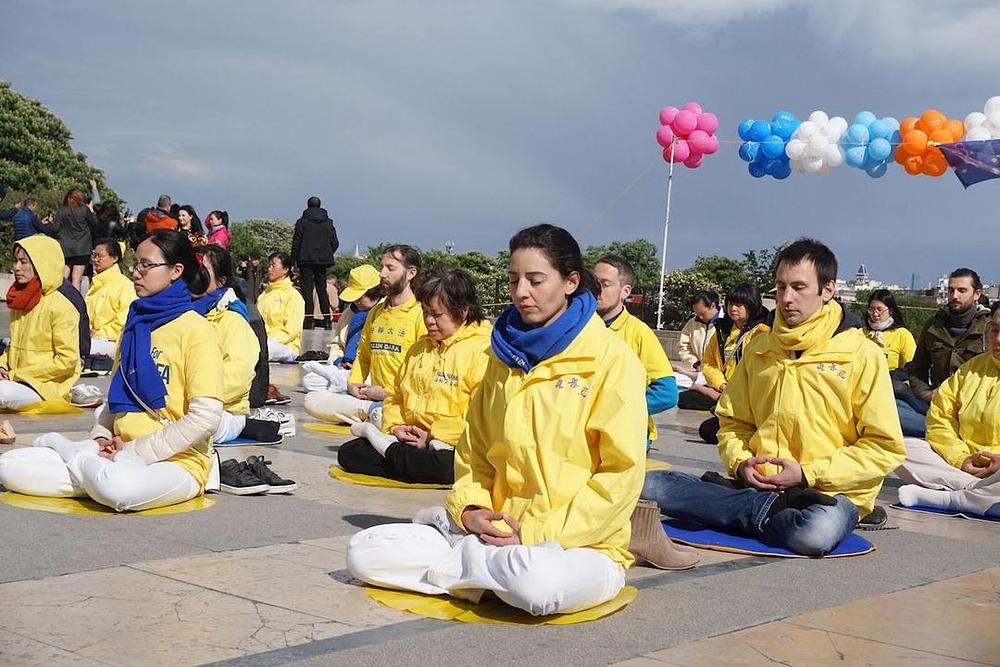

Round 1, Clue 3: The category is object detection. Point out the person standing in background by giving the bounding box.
[291,196,339,330]
[54,189,98,292]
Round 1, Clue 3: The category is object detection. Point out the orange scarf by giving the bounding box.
[6,277,42,312]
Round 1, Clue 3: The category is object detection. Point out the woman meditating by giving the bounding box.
[257,252,306,362]
[347,224,694,617]
[86,238,137,358]
[0,230,224,512]
[339,268,491,485]
[0,235,81,410]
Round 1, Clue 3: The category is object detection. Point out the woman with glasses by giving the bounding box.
[258,252,306,362]
[0,230,225,512]
[863,289,916,374]
[86,239,137,358]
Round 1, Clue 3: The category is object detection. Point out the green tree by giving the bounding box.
[584,239,660,291]
[228,218,294,262]
[655,269,723,329]
[742,246,783,294]
[848,288,938,337]
[692,255,749,291]
[329,255,368,281]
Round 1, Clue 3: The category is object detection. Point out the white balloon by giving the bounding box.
[965,126,992,141]
[822,122,844,141]
[985,96,1000,115]
[804,141,824,160]
[796,121,818,139]
[965,111,986,130]
[986,112,1000,134]
[824,144,844,167]
[786,139,806,160]
[804,158,824,173]
[829,116,849,134]
[808,110,829,125]
[791,160,806,173]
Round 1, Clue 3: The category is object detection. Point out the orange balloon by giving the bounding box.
[946,118,964,141]
[904,155,923,175]
[922,153,948,177]
[928,128,954,145]
[919,109,947,132]
[894,146,908,165]
[902,129,928,155]
[900,117,918,134]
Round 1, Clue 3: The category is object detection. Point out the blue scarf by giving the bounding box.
[192,287,250,322]
[491,291,596,372]
[108,280,194,414]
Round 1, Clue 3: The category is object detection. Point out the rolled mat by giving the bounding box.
[0,492,215,516]
[890,503,1000,523]
[364,585,636,625]
[305,422,353,436]
[662,518,875,558]
[215,436,284,447]
[328,466,451,489]
[2,400,84,415]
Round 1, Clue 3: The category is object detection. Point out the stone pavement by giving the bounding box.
[0,328,998,666]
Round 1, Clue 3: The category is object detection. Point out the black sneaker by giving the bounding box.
[857,505,891,531]
[219,459,269,495]
[245,455,298,494]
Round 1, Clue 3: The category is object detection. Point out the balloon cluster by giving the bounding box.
[840,111,900,178]
[786,111,847,174]
[656,102,720,169]
[895,109,964,177]
[737,111,800,179]
[963,96,1000,141]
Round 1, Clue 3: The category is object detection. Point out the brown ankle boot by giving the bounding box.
[629,500,699,570]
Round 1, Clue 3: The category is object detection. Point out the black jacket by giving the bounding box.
[292,206,339,266]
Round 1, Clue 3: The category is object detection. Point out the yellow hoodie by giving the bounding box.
[716,301,905,515]
[348,294,427,388]
[606,307,673,442]
[204,297,260,415]
[258,277,306,354]
[863,326,916,371]
[445,315,648,569]
[0,235,80,402]
[381,320,492,445]
[926,352,1000,469]
[85,265,137,342]
[701,322,770,391]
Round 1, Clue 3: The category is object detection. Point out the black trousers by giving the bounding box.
[299,264,331,321]
[699,416,720,444]
[677,390,717,411]
[337,437,455,485]
[248,316,270,408]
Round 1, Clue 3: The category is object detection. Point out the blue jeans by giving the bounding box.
[641,470,859,556]
[895,398,927,438]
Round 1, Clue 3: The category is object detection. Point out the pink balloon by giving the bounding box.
[683,152,704,169]
[701,134,720,155]
[670,138,691,162]
[656,125,675,148]
[681,101,703,114]
[687,129,711,153]
[658,106,679,126]
[672,111,698,136]
[696,112,719,134]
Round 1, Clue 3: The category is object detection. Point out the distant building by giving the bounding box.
[835,262,904,303]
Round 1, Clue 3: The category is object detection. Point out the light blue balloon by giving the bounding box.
[738,119,755,142]
[867,119,889,139]
[868,137,892,162]
[845,146,867,168]
[749,120,772,142]
[845,124,870,147]
[854,111,877,127]
[739,142,759,162]
[761,135,785,159]
[882,117,900,133]
[866,162,888,178]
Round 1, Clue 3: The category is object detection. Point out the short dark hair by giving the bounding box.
[867,289,906,328]
[509,224,597,297]
[595,255,636,288]
[415,267,484,325]
[307,196,321,208]
[724,282,763,320]
[93,237,123,262]
[157,194,172,210]
[23,196,37,208]
[268,251,292,270]
[383,244,422,274]
[949,267,982,291]
[362,285,385,303]
[691,290,719,308]
[775,238,837,293]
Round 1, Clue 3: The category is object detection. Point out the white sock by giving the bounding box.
[350,421,395,456]
[34,433,99,464]
[898,484,954,510]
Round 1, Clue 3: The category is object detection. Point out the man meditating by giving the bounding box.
[641,239,905,556]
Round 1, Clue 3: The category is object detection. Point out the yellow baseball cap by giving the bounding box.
[339,264,381,302]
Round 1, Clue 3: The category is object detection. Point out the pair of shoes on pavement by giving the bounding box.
[250,406,296,436]
[265,384,291,406]
[220,456,297,495]
[70,384,103,408]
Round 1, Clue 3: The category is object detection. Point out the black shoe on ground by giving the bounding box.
[245,455,298,494]
[303,318,315,330]
[857,505,890,530]
[219,459,269,495]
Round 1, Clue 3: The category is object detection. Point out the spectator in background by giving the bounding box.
[676,290,720,383]
[11,197,46,240]
[131,195,177,248]
[54,188,99,292]
[237,251,264,305]
[312,274,340,329]
[291,196,339,330]
[0,185,17,221]
[206,210,231,248]
[177,205,207,246]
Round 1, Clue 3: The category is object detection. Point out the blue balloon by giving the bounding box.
[882,116,900,133]
[738,119,755,142]
[866,162,888,178]
[845,145,867,168]
[749,120,771,142]
[739,142,759,162]
[772,110,796,124]
[868,137,892,162]
[771,117,799,141]
[867,119,889,140]
[853,111,877,127]
[771,161,792,179]
[845,124,870,147]
[761,135,785,159]
[748,161,768,178]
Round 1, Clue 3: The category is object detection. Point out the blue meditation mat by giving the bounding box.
[662,518,874,558]
[215,436,283,447]
[890,503,1000,524]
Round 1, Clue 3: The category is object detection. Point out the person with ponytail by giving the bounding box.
[86,238,137,358]
[258,251,306,362]
[0,235,81,409]
[346,224,695,618]
[0,230,225,512]
[206,210,231,249]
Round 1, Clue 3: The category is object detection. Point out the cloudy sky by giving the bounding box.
[3,0,998,286]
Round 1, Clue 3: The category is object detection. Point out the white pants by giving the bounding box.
[347,520,624,616]
[213,411,247,443]
[90,337,117,357]
[302,367,350,393]
[0,434,200,512]
[0,381,42,410]
[267,339,296,363]
[897,437,1000,516]
[304,391,380,427]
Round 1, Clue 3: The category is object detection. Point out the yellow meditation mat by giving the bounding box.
[305,422,353,436]
[365,584,636,625]
[0,492,215,516]
[2,400,84,415]
[329,466,451,489]
[645,459,670,471]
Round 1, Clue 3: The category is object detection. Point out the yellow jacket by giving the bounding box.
[348,294,427,388]
[702,321,770,390]
[677,316,717,366]
[863,326,916,371]
[445,315,648,569]
[381,320,492,445]
[85,265,137,341]
[606,307,673,441]
[926,352,1000,468]
[258,277,306,354]
[204,296,260,415]
[0,235,80,402]
[716,301,905,515]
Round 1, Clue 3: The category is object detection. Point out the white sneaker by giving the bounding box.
[70,384,103,407]
[250,407,296,437]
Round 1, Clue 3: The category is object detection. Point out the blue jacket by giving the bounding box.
[12,208,45,241]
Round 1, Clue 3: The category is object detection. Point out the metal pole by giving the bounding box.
[656,141,676,330]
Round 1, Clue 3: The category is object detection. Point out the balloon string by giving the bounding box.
[583,156,661,232]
